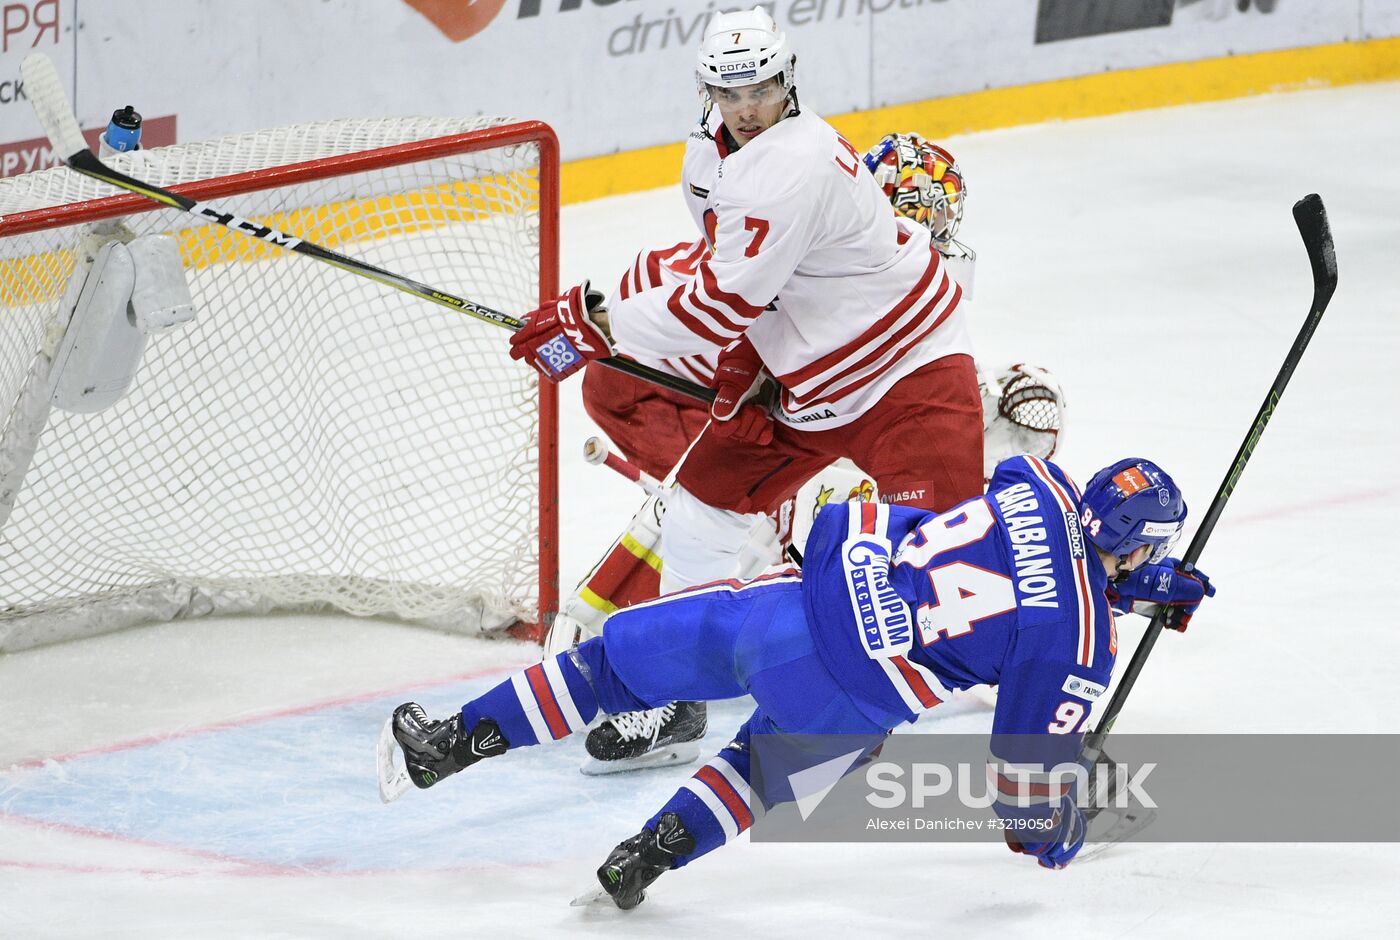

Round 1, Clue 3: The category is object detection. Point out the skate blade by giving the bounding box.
[376,716,413,803]
[579,741,701,776]
[569,884,613,908]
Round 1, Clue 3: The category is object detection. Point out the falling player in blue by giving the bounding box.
[384,455,1215,909]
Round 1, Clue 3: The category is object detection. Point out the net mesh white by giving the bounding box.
[0,117,550,651]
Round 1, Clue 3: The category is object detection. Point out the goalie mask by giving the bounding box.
[863,132,966,244]
[695,7,796,109]
[1080,459,1186,565]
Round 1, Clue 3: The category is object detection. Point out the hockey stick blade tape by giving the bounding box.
[20,53,88,160]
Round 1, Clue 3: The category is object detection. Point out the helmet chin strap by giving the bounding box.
[783,87,801,120]
[698,99,715,139]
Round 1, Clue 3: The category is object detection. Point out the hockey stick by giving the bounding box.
[18,53,714,406]
[583,436,669,500]
[1079,193,1338,816]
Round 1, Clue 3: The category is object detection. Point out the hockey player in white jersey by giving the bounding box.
[514,7,985,590]
[511,8,985,588]
[539,118,1064,769]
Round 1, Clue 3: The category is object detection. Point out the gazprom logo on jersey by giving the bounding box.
[842,536,912,658]
[1062,675,1107,701]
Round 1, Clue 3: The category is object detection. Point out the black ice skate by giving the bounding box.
[376,703,507,802]
[595,812,696,910]
[581,701,707,776]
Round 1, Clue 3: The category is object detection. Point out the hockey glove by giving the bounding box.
[508,281,613,383]
[710,335,774,446]
[1107,557,1216,632]
[1005,793,1087,870]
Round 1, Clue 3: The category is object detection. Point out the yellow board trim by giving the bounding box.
[560,35,1400,205]
[0,174,539,308]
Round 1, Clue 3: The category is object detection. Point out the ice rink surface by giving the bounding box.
[3,82,1399,937]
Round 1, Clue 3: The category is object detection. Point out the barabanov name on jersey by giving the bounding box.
[991,481,1059,609]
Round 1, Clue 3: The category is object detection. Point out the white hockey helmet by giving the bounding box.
[695,6,796,97]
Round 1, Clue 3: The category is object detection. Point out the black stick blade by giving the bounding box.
[1293,193,1338,309]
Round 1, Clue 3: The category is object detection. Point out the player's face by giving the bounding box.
[708,78,787,146]
[1111,544,1155,579]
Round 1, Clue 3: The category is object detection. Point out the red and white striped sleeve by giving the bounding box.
[613,239,709,302]
[609,177,817,361]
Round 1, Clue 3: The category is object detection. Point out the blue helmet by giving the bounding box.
[1080,458,1186,564]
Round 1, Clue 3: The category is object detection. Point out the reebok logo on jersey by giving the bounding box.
[1062,675,1106,700]
[1063,511,1086,559]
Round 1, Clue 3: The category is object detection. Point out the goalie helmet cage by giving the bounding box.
[0,116,559,652]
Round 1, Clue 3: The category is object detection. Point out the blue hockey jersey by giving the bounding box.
[803,456,1118,815]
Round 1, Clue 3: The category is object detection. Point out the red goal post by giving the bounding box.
[0,117,559,650]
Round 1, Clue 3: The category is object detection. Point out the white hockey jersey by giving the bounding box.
[607,109,973,432]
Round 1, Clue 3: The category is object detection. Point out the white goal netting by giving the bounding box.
[0,117,555,652]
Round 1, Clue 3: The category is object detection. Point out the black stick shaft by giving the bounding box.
[1082,194,1337,763]
[63,150,716,404]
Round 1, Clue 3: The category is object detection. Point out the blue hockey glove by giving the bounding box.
[1108,557,1216,632]
[1005,794,1086,870]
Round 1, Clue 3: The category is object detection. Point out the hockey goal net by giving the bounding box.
[0,117,559,652]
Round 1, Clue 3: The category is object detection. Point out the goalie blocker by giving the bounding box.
[51,233,196,414]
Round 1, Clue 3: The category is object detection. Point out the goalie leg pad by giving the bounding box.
[658,484,781,593]
[545,493,668,656]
